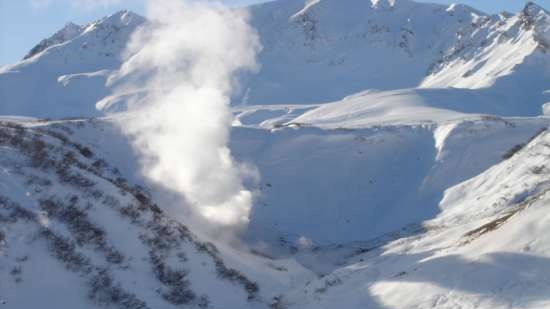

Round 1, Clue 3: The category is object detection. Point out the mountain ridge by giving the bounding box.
[1,0,549,118]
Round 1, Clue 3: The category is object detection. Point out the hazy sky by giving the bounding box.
[1,0,548,65]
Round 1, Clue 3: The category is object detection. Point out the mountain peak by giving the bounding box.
[523,2,549,16]
[519,1,550,38]
[23,22,83,60]
[83,9,145,33]
[20,9,146,71]
[110,9,144,25]
[520,2,550,23]
[57,22,83,39]
[522,2,550,50]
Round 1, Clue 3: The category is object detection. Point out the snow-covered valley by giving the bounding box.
[2,0,550,308]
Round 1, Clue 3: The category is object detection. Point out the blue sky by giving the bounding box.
[0,0,548,65]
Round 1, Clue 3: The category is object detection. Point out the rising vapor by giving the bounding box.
[106,0,261,227]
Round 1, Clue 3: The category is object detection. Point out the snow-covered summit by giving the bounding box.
[24,22,83,60]
[521,2,550,49]
[81,10,145,36]
[523,1,549,16]
[0,10,145,118]
[22,10,144,64]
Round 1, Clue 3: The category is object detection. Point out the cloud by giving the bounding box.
[105,0,261,229]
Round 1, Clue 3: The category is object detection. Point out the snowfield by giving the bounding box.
[1,0,550,308]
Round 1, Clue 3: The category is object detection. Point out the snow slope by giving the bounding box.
[2,113,548,309]
[422,2,550,89]
[243,0,474,103]
[23,22,84,61]
[233,114,550,248]
[278,127,550,309]
[0,118,314,309]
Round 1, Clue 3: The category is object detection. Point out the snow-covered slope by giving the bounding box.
[3,113,549,309]
[0,118,314,309]
[244,0,489,104]
[278,127,550,309]
[233,114,550,248]
[423,2,550,89]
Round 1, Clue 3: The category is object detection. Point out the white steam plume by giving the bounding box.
[107,0,261,227]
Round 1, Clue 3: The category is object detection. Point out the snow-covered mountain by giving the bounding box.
[1,0,549,117]
[23,22,84,61]
[0,10,145,117]
[2,1,550,309]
